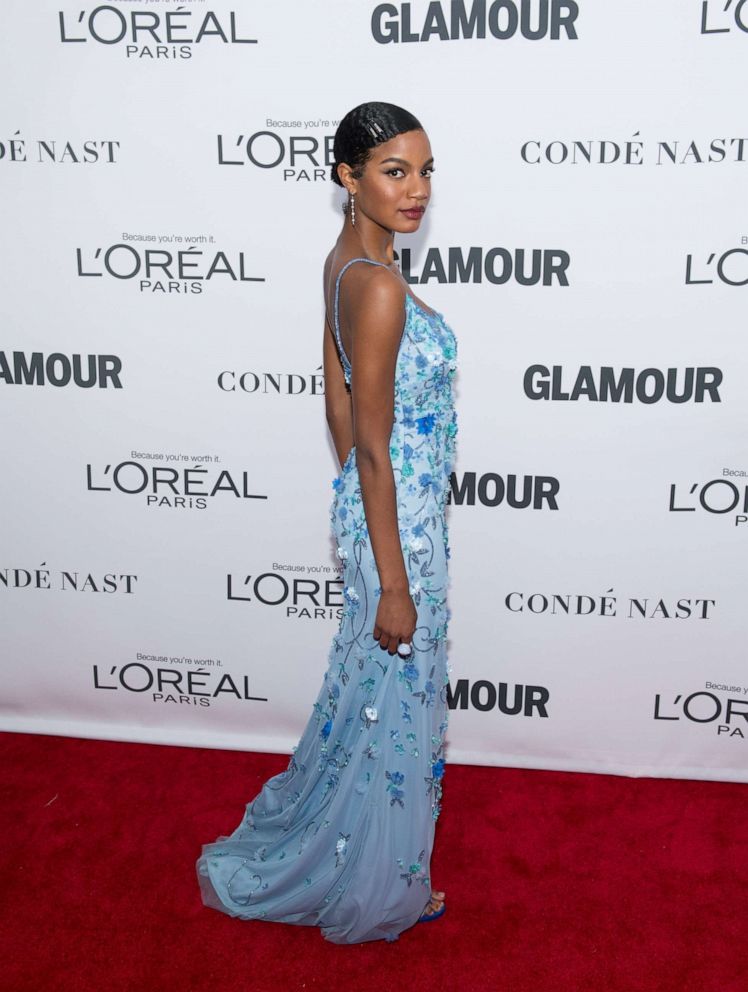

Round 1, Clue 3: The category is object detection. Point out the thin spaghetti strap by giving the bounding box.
[332,257,390,384]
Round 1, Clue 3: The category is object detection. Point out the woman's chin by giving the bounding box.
[394,217,423,233]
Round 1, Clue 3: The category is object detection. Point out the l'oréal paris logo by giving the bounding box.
[654,686,748,741]
[57,6,257,60]
[700,0,748,36]
[93,654,269,709]
[669,474,748,528]
[86,454,268,511]
[227,566,345,621]
[686,243,748,286]
[76,238,264,295]
[216,125,335,183]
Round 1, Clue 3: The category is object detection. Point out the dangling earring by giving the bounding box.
[350,193,356,227]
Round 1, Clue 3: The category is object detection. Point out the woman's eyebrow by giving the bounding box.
[379,155,435,166]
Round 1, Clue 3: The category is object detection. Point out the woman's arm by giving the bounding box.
[345,270,410,599]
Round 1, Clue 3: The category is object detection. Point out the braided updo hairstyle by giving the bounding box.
[330,102,423,196]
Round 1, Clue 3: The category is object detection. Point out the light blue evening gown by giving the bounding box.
[196,257,459,943]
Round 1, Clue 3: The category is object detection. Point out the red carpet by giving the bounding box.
[1,730,745,992]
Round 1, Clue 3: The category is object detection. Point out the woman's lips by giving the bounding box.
[401,208,425,219]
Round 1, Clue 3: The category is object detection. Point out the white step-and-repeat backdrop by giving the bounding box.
[2,1,746,783]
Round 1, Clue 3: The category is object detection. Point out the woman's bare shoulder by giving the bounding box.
[339,264,405,343]
[353,261,403,305]
[324,252,405,319]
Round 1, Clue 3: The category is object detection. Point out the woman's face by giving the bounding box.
[351,128,434,232]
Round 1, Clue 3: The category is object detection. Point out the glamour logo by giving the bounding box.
[654,691,746,739]
[0,351,122,388]
[1,565,137,594]
[686,245,748,286]
[371,0,579,43]
[217,128,334,183]
[218,365,326,395]
[76,241,263,295]
[669,478,748,526]
[524,366,723,403]
[227,571,344,621]
[449,472,559,509]
[447,680,549,714]
[93,662,268,707]
[0,133,120,164]
[86,459,267,510]
[58,7,256,59]
[700,0,748,35]
[521,135,748,165]
[399,246,569,286]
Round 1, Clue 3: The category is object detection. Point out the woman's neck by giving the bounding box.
[341,220,396,268]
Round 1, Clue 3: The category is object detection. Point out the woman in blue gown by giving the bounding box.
[196,101,458,944]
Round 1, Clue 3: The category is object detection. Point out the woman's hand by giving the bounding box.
[373,587,417,654]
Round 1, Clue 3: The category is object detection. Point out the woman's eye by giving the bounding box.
[385,166,435,177]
